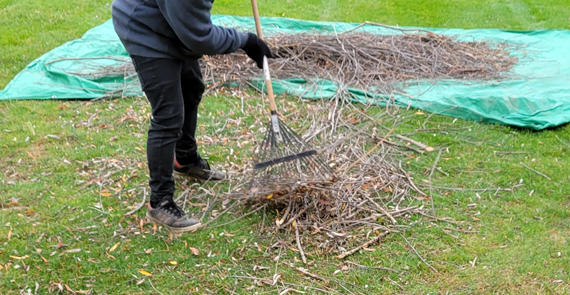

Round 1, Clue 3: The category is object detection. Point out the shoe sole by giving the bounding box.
[145,212,202,234]
[173,169,225,182]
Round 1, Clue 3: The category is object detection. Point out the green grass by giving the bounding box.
[1,0,570,294]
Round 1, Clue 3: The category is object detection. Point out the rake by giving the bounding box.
[249,0,333,189]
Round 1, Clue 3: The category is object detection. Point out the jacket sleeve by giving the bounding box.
[156,0,248,55]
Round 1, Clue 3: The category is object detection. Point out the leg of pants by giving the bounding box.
[131,56,185,203]
[175,59,206,163]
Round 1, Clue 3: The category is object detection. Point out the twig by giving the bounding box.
[124,187,148,216]
[401,234,438,273]
[520,162,551,180]
[284,263,329,283]
[423,186,516,192]
[295,223,307,264]
[428,149,443,213]
[395,134,435,152]
[344,128,394,172]
[227,276,336,294]
[148,280,165,295]
[345,261,407,274]
[493,151,527,155]
[399,161,428,196]
[363,194,397,224]
[337,231,390,259]
[208,204,267,228]
[555,136,570,150]
[280,207,308,229]
[418,212,462,226]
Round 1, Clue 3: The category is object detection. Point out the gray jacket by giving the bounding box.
[111,0,248,60]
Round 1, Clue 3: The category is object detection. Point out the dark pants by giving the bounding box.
[131,55,205,203]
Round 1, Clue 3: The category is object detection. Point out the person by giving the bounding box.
[111,0,273,233]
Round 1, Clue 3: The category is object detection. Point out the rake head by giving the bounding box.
[250,114,334,192]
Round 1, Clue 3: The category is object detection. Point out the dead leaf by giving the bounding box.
[40,256,48,263]
[101,193,112,197]
[10,255,29,260]
[145,249,153,254]
[109,242,120,253]
[190,247,199,256]
[341,265,349,271]
[266,193,273,199]
[56,240,66,249]
[138,269,152,277]
[168,260,178,265]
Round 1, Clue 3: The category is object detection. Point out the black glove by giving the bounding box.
[242,33,273,69]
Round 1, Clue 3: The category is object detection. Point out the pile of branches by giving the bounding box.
[203,29,516,94]
[212,99,440,259]
[71,27,516,99]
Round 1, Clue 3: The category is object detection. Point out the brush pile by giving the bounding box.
[216,96,435,259]
[202,29,516,96]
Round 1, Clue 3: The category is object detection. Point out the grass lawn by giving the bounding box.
[1,0,570,294]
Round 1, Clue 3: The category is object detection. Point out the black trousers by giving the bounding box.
[131,55,205,202]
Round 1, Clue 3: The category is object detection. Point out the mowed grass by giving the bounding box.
[1,0,570,294]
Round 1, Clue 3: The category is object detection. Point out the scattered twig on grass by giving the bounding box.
[295,223,307,264]
[520,162,552,181]
[148,280,165,295]
[124,187,147,216]
[284,263,329,283]
[418,212,462,226]
[401,234,438,273]
[337,231,390,259]
[345,261,407,274]
[207,204,268,229]
[428,149,443,213]
[555,135,570,150]
[396,134,435,152]
[493,151,528,155]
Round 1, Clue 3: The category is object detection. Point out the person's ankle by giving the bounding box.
[175,152,200,166]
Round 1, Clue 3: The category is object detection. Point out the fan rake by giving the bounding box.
[249,0,334,190]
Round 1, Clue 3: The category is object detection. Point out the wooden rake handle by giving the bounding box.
[250,0,278,114]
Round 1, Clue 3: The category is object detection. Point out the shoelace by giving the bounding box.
[159,199,185,218]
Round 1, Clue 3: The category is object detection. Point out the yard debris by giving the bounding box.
[72,28,507,260]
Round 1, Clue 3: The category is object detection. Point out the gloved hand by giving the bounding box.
[242,33,273,69]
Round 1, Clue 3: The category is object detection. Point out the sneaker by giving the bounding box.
[146,198,202,233]
[173,155,225,181]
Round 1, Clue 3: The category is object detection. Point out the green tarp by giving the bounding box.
[1,15,570,130]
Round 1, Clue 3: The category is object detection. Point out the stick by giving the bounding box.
[493,151,527,155]
[124,187,148,216]
[295,223,307,264]
[428,149,443,213]
[520,162,551,180]
[284,263,328,283]
[555,136,570,150]
[345,261,407,274]
[395,134,434,152]
[418,212,462,226]
[399,161,428,196]
[401,234,438,273]
[363,194,397,224]
[279,208,308,229]
[344,128,394,172]
[336,231,390,259]
[208,204,267,228]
